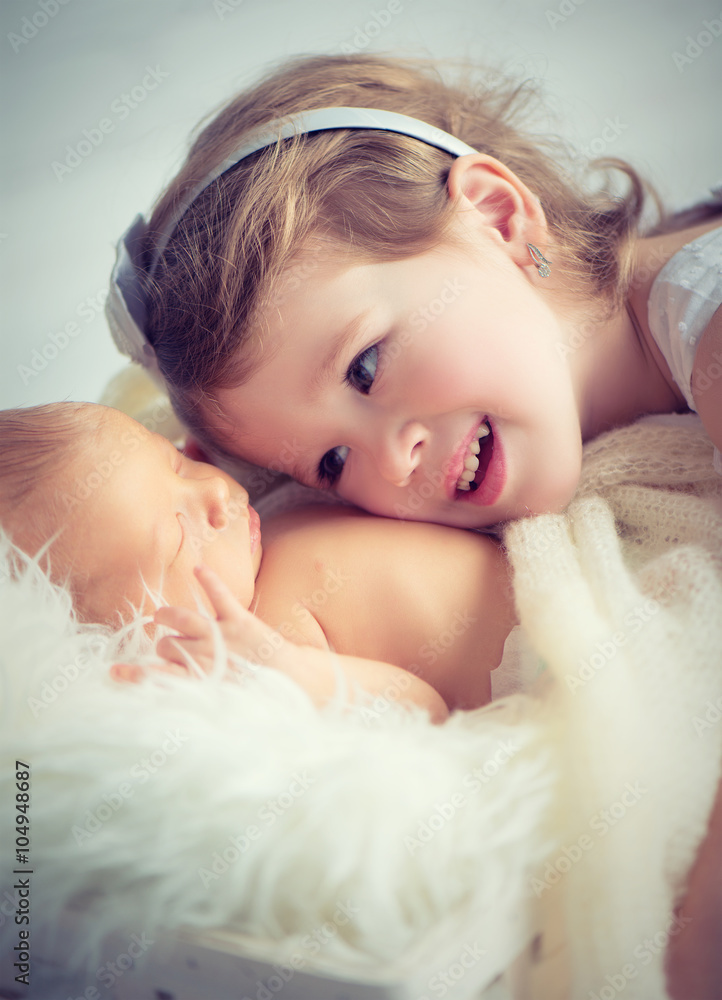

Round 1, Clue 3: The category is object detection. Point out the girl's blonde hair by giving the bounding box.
[143,54,652,448]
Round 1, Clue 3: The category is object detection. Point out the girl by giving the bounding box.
[0,402,518,722]
[108,54,722,530]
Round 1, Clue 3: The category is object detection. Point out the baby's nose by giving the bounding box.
[202,474,232,529]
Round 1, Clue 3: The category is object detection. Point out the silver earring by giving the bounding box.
[526,243,552,278]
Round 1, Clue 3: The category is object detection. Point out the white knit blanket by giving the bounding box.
[0,414,720,999]
[503,414,722,999]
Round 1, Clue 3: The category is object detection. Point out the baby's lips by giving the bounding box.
[248,504,261,552]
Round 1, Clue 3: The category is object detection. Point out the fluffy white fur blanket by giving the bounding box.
[0,414,721,1000]
[0,550,554,997]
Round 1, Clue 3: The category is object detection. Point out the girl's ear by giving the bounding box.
[446,154,548,267]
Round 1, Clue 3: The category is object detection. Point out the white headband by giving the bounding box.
[105,107,479,380]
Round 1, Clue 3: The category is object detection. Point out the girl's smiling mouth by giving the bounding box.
[448,418,506,507]
[455,420,492,491]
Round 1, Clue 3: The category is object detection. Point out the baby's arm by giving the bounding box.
[254,508,517,711]
[154,565,449,723]
[691,303,722,454]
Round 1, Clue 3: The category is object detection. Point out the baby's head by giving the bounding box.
[130,55,648,529]
[0,403,261,625]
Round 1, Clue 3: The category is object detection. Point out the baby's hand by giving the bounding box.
[154,565,293,678]
[130,565,448,722]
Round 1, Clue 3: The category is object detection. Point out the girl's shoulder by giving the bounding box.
[630,209,722,462]
[627,213,722,335]
[636,182,722,287]
[635,216,722,293]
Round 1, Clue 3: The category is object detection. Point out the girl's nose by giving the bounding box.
[376,420,428,488]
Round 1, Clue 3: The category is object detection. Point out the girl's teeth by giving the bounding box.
[456,421,490,492]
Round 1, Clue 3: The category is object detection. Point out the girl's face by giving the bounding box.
[215,219,584,530]
[55,409,262,622]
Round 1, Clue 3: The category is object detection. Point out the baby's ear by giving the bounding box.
[182,437,212,464]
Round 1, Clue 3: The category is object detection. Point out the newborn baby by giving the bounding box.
[0,402,519,722]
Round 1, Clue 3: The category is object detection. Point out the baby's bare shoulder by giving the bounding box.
[254,507,510,674]
[261,504,498,562]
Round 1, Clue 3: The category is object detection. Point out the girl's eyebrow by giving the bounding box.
[311,309,373,395]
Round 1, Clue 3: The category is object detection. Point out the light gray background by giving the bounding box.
[1,0,720,410]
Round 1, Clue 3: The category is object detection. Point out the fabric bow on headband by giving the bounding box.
[105,213,161,380]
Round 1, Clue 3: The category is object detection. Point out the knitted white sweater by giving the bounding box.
[504,413,722,999]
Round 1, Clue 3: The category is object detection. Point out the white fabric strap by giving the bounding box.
[647,226,722,411]
[152,107,478,273]
[647,224,722,475]
[106,107,478,376]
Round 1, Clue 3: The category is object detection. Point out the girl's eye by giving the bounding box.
[317,342,382,486]
[344,344,378,394]
[318,445,349,487]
